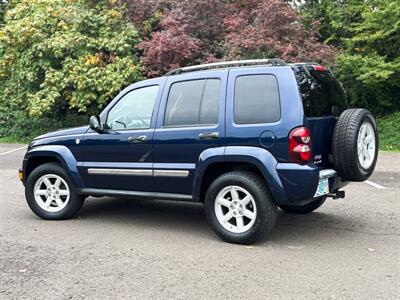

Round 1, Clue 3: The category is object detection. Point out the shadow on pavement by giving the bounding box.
[75,197,361,245]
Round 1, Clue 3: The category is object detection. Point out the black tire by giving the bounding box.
[279,197,326,214]
[332,108,378,181]
[25,162,85,220]
[204,171,278,245]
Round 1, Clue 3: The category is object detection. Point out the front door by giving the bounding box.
[81,82,162,191]
[152,70,228,195]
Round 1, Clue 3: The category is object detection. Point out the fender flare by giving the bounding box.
[24,145,84,188]
[193,146,287,203]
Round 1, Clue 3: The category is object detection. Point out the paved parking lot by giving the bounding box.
[1,144,399,299]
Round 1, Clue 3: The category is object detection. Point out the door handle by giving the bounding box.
[128,135,147,143]
[199,132,219,140]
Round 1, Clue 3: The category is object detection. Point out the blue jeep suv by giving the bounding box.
[20,59,379,244]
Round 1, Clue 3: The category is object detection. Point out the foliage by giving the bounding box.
[0,1,7,26]
[0,0,9,26]
[0,0,143,117]
[297,0,400,114]
[130,0,336,76]
[293,0,365,47]
[377,111,400,152]
[0,0,398,148]
[0,108,88,143]
[224,0,335,63]
[335,0,400,114]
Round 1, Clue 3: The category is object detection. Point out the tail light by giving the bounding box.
[312,65,327,71]
[289,127,312,163]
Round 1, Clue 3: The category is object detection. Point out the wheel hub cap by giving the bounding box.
[357,122,376,169]
[214,185,257,234]
[33,174,70,213]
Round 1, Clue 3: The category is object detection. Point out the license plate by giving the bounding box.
[314,178,329,197]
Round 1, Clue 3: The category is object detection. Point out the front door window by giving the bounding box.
[106,85,159,130]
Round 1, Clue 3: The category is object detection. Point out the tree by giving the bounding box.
[296,0,400,114]
[293,0,365,47]
[224,0,336,63]
[137,0,226,76]
[134,0,336,77]
[335,0,400,113]
[0,0,8,26]
[0,0,143,117]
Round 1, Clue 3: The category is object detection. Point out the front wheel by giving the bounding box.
[25,163,85,220]
[204,171,278,244]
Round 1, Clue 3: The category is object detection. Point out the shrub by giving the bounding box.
[0,0,143,117]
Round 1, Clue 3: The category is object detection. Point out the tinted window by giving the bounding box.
[106,85,158,130]
[164,79,220,126]
[294,66,348,117]
[234,75,280,124]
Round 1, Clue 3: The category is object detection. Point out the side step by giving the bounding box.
[78,188,195,202]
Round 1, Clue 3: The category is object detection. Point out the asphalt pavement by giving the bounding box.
[1,144,399,299]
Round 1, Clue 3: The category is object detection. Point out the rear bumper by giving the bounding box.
[276,163,347,205]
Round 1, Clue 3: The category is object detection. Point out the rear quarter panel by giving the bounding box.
[225,66,304,162]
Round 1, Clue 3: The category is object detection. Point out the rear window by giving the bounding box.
[294,66,348,117]
[234,75,280,124]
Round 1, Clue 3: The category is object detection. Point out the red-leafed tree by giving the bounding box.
[139,15,202,77]
[224,0,336,63]
[123,0,336,77]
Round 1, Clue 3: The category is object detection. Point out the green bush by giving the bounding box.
[0,109,88,143]
[0,0,143,117]
[377,111,400,152]
[298,0,400,115]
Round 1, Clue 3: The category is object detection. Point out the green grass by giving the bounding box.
[0,135,31,144]
[377,111,400,152]
[1,112,399,151]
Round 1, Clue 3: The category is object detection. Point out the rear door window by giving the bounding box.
[234,75,280,124]
[164,79,220,127]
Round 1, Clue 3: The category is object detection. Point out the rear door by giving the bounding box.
[153,70,228,195]
[225,66,302,162]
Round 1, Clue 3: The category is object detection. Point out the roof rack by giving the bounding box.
[165,59,287,76]
[291,62,320,66]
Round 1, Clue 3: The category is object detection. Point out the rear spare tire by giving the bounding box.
[332,108,378,181]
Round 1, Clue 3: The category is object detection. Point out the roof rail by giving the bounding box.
[291,62,320,66]
[165,59,287,76]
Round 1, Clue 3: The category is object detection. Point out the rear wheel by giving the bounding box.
[25,163,85,220]
[204,171,277,244]
[279,197,326,214]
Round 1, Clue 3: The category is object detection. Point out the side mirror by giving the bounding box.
[89,115,104,133]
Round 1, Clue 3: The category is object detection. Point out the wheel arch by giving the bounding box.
[193,146,287,203]
[24,145,84,188]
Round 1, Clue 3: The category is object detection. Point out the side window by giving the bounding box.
[234,75,280,124]
[164,79,220,127]
[106,85,159,130]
